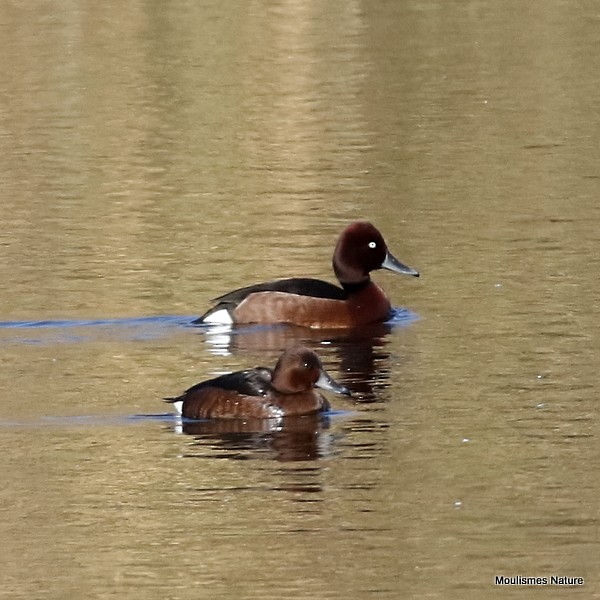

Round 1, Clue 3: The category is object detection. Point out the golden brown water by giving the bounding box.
[1,2,598,599]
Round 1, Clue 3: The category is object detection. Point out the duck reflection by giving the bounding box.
[199,321,394,403]
[175,413,336,462]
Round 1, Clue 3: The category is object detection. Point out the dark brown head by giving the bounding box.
[271,346,350,396]
[332,221,419,286]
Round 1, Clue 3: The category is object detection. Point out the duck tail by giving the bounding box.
[163,396,181,404]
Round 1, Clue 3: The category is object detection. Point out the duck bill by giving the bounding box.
[382,251,420,277]
[316,369,351,397]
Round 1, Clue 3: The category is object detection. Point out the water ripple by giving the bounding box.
[0,309,418,346]
[0,315,195,344]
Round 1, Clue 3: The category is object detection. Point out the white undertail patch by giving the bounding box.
[202,309,233,325]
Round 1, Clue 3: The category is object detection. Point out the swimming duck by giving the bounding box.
[195,221,419,328]
[164,346,350,419]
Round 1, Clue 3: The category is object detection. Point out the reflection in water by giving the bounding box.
[199,308,417,402]
[173,413,336,463]
[202,322,392,402]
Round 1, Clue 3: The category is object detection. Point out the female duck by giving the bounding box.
[164,346,350,420]
[195,221,419,329]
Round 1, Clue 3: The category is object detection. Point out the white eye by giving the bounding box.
[368,241,377,249]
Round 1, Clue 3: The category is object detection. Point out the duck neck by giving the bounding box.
[333,258,371,291]
[340,278,371,294]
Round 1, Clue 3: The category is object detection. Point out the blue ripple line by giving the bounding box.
[0,413,180,429]
[387,307,420,326]
[0,315,195,329]
[0,310,418,346]
[0,315,199,345]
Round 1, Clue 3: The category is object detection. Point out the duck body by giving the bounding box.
[194,222,419,329]
[164,346,349,420]
[200,278,392,328]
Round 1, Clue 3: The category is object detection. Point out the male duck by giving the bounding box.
[164,346,350,420]
[195,221,419,328]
